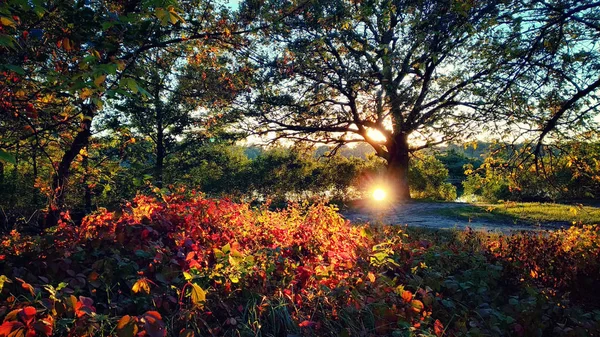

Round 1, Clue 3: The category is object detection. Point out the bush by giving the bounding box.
[409,154,457,201]
[0,191,441,336]
[1,191,599,336]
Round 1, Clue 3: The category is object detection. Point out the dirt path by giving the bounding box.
[340,202,562,232]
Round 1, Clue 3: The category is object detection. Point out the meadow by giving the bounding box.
[437,202,600,227]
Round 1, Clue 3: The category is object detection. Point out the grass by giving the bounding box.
[436,202,600,225]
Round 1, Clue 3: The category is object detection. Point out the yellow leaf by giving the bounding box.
[94,74,106,87]
[132,278,151,294]
[168,13,178,24]
[116,315,138,337]
[0,16,16,28]
[367,272,375,283]
[169,10,185,24]
[189,283,206,307]
[80,88,93,99]
[183,271,193,281]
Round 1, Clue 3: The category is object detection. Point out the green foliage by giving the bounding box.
[463,139,600,202]
[409,154,457,201]
[462,164,511,203]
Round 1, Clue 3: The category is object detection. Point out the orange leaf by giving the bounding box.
[401,290,412,303]
[410,299,424,313]
[116,315,138,337]
[15,278,35,296]
[141,311,166,337]
[179,329,195,337]
[132,278,151,294]
[434,319,444,337]
[298,320,316,328]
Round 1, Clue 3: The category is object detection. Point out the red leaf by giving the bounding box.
[434,319,444,337]
[22,307,36,317]
[19,307,36,325]
[0,321,25,336]
[298,320,316,328]
[142,311,166,337]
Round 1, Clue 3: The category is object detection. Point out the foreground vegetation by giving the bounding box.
[437,202,600,227]
[1,191,599,336]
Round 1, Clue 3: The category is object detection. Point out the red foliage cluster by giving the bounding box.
[486,225,600,301]
[0,192,440,336]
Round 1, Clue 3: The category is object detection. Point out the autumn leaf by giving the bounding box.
[179,329,195,337]
[141,311,166,337]
[116,315,138,337]
[0,275,11,292]
[410,299,424,313]
[189,282,206,307]
[94,75,106,87]
[0,321,25,337]
[401,290,412,303]
[298,320,316,328]
[132,277,151,294]
[0,17,16,28]
[434,319,444,337]
[62,37,71,51]
[15,277,35,296]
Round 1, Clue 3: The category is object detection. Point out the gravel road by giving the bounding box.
[340,202,563,232]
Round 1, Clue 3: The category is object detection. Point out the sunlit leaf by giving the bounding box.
[116,315,138,337]
[0,16,16,28]
[132,278,151,294]
[189,283,206,307]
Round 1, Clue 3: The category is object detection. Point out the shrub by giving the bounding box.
[0,191,599,336]
[409,154,457,201]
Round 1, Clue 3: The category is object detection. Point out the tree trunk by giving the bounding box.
[82,145,92,214]
[386,133,411,201]
[156,128,164,188]
[32,144,39,206]
[155,98,164,188]
[10,143,19,207]
[46,105,93,228]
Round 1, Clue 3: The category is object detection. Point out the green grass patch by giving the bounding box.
[437,202,600,225]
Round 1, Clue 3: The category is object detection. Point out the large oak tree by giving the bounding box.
[247,0,508,200]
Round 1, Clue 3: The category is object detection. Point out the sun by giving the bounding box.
[366,129,387,143]
[372,188,387,201]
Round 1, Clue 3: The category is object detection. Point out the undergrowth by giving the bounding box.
[0,190,599,336]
